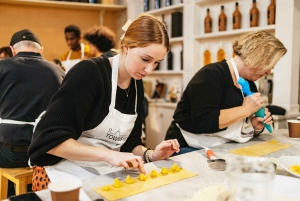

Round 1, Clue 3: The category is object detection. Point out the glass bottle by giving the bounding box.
[267,0,276,25]
[232,2,241,29]
[154,0,160,9]
[219,5,227,31]
[203,44,211,66]
[144,0,149,12]
[167,46,173,70]
[204,8,212,33]
[217,42,226,62]
[250,0,259,27]
[165,0,172,7]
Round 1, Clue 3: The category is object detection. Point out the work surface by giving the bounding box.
[4,129,300,201]
[82,129,300,201]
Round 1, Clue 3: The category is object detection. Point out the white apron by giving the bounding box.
[180,58,254,149]
[0,111,45,131]
[45,54,138,181]
[61,43,85,74]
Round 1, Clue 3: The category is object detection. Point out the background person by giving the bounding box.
[0,29,64,197]
[0,46,13,60]
[83,25,117,58]
[60,24,94,73]
[165,31,287,155]
[28,14,179,191]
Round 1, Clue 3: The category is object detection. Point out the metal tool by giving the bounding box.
[205,147,227,171]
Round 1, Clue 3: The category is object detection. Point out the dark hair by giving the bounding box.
[83,26,116,52]
[0,46,13,57]
[64,25,81,37]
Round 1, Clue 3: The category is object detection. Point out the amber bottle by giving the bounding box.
[267,0,276,25]
[232,2,241,29]
[219,5,227,31]
[250,0,259,27]
[217,42,226,62]
[204,8,212,33]
[203,49,211,66]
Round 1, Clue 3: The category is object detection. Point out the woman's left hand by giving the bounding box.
[149,139,180,161]
[251,107,273,130]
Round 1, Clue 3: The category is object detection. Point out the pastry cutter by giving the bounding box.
[204,147,226,171]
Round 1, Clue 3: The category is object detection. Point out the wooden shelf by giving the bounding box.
[170,37,183,43]
[145,3,183,15]
[150,70,183,75]
[195,25,276,40]
[0,0,126,11]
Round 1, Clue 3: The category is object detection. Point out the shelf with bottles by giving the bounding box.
[0,0,126,11]
[144,0,183,15]
[195,0,276,36]
[150,70,183,75]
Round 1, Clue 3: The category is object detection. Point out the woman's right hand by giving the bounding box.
[242,92,265,115]
[105,151,145,174]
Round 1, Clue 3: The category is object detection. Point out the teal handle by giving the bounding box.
[254,107,273,133]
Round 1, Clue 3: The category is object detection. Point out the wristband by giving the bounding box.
[143,148,153,163]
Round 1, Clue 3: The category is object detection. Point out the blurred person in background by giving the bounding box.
[60,24,94,73]
[83,25,118,58]
[0,46,13,60]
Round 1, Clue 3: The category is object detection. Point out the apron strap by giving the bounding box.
[81,43,85,59]
[0,118,35,126]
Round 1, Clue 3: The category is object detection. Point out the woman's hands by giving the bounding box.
[105,151,146,174]
[149,139,180,162]
[242,92,265,115]
[251,107,273,132]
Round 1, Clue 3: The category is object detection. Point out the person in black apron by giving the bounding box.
[0,29,64,196]
[28,14,180,191]
[165,31,287,155]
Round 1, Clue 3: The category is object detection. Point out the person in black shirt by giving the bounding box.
[0,29,64,196]
[165,31,287,155]
[28,14,179,191]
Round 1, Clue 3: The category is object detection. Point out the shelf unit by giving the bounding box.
[0,0,126,11]
[142,0,184,103]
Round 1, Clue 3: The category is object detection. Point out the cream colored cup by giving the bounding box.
[287,120,300,138]
[48,179,82,201]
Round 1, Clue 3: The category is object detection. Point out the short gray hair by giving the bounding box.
[13,40,42,52]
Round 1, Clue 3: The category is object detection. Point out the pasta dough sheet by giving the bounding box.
[93,169,197,201]
[230,141,291,157]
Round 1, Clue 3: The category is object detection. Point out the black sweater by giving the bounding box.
[28,56,144,166]
[0,52,64,146]
[165,60,257,147]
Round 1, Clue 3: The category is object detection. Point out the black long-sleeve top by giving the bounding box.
[165,60,257,147]
[28,56,144,166]
[0,52,64,146]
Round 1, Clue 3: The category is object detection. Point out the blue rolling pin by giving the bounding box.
[237,77,272,133]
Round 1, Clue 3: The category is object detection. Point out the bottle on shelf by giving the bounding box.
[154,0,160,9]
[267,0,276,25]
[203,43,211,66]
[217,41,226,62]
[232,2,241,30]
[167,46,173,70]
[180,43,183,70]
[250,0,259,27]
[219,5,227,31]
[204,8,212,33]
[165,0,172,7]
[144,0,149,12]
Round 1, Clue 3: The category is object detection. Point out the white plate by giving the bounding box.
[273,175,300,199]
[278,156,300,178]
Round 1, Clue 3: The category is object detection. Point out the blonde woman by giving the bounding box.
[165,31,287,155]
[28,14,179,191]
